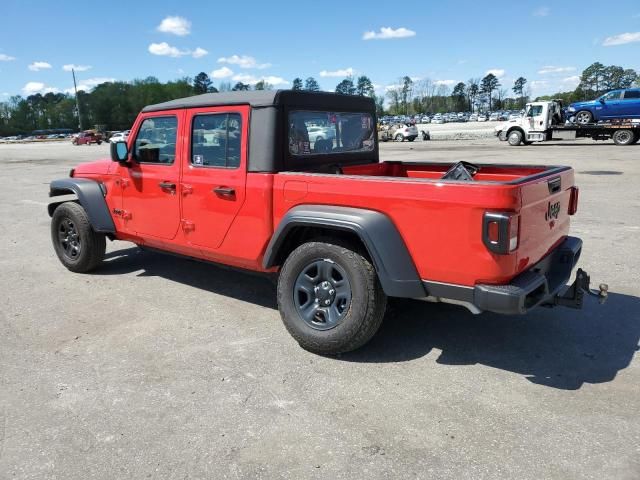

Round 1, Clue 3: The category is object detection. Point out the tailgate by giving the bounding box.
[516,168,575,273]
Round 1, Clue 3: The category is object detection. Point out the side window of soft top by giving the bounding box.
[133,116,178,164]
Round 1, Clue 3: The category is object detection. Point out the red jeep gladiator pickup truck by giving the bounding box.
[48,91,605,354]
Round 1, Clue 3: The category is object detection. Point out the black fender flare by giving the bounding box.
[48,178,115,233]
[263,205,425,298]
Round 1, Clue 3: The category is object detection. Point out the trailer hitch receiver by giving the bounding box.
[554,268,608,309]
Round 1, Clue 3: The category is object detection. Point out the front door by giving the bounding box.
[598,90,623,119]
[120,111,184,239]
[180,105,249,250]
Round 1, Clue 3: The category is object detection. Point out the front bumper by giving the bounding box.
[423,236,607,315]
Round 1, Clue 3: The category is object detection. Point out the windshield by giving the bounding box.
[289,111,375,156]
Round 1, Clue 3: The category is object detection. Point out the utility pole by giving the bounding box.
[72,68,83,131]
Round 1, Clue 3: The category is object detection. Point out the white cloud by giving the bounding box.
[211,66,233,79]
[485,69,505,78]
[0,53,16,61]
[157,16,191,36]
[217,55,271,69]
[561,76,581,87]
[434,80,458,87]
[148,42,206,58]
[28,61,52,71]
[191,47,208,58]
[532,6,550,17]
[538,65,576,74]
[231,74,288,86]
[603,32,640,46]
[363,27,416,40]
[22,82,59,95]
[319,67,354,78]
[149,42,185,57]
[63,64,92,72]
[64,77,116,93]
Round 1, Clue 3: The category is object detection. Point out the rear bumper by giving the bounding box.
[423,236,590,315]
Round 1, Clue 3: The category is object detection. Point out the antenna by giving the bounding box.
[72,68,83,131]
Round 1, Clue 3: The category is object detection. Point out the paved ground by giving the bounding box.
[0,140,638,479]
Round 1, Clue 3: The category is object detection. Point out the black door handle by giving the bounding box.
[158,181,176,190]
[213,186,235,197]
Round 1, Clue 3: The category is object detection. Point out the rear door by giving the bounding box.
[180,105,249,250]
[620,89,640,118]
[120,111,184,239]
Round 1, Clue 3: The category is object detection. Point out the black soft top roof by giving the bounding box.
[142,90,375,112]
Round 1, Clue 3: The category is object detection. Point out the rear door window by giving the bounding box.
[288,111,375,155]
[622,90,640,99]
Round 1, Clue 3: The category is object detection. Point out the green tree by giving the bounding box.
[481,73,500,110]
[193,72,213,94]
[254,80,273,91]
[335,77,356,95]
[401,76,413,114]
[356,75,374,96]
[304,77,320,91]
[579,62,606,97]
[232,82,250,91]
[451,82,466,111]
[467,79,480,111]
[512,77,527,108]
[292,77,303,90]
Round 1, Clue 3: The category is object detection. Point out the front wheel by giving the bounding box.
[277,241,387,354]
[507,130,523,146]
[51,202,106,273]
[575,110,593,124]
[395,134,404,142]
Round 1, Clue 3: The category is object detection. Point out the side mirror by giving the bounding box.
[599,98,605,104]
[110,141,129,163]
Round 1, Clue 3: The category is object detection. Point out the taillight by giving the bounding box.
[482,212,519,254]
[568,186,579,215]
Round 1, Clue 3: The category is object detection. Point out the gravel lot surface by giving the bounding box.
[0,140,638,479]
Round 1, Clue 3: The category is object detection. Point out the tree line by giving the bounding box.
[1,62,637,135]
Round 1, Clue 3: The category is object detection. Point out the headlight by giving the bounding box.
[568,106,576,112]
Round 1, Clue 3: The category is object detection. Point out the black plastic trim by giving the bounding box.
[475,236,582,314]
[263,205,425,298]
[48,178,116,233]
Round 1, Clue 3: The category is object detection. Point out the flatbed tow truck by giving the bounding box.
[496,100,640,146]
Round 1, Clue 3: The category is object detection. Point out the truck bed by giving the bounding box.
[272,161,575,288]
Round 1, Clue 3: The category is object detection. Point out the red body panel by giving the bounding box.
[72,111,576,290]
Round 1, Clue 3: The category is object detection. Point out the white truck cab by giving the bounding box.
[495,101,640,146]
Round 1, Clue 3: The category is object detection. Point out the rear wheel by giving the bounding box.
[507,130,523,146]
[612,129,636,146]
[575,110,593,125]
[277,240,387,355]
[51,202,105,273]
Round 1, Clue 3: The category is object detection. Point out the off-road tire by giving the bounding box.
[277,240,387,355]
[612,129,636,146]
[51,202,106,273]
[507,130,523,146]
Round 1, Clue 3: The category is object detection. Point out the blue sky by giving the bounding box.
[1,0,639,99]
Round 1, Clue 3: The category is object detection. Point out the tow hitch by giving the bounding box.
[554,268,608,309]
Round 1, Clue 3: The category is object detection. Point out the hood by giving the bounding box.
[570,100,597,109]
[73,159,115,176]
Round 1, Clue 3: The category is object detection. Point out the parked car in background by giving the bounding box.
[489,112,499,121]
[469,113,478,122]
[420,116,431,123]
[72,131,103,145]
[307,126,336,143]
[432,114,445,124]
[568,88,640,124]
[391,123,419,142]
[477,114,488,122]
